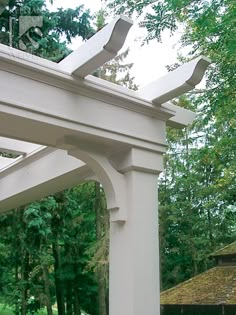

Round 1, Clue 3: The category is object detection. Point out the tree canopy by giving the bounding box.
[104,0,236,289]
[0,0,93,60]
[0,0,235,313]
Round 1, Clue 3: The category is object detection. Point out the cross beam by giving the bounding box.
[0,137,40,155]
[0,148,93,214]
[59,16,133,77]
[138,56,211,105]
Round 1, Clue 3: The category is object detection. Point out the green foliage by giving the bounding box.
[0,0,235,312]
[0,183,101,315]
[94,48,138,90]
[0,0,93,60]
[105,0,236,289]
[0,2,101,314]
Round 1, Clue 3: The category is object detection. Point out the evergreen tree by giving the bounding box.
[104,0,236,288]
[0,1,97,314]
[0,0,92,60]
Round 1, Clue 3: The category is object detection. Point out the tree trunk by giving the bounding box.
[66,281,73,315]
[21,251,29,315]
[64,243,73,315]
[73,261,81,315]
[73,285,81,315]
[42,264,53,315]
[13,211,20,315]
[53,242,65,315]
[15,262,20,315]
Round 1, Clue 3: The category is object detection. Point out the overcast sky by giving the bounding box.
[47,0,181,87]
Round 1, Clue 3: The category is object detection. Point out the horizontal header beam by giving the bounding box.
[0,42,203,130]
[0,66,169,153]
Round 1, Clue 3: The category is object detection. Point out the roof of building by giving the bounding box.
[160,266,236,305]
[211,241,236,257]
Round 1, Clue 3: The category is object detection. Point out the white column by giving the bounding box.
[109,148,163,315]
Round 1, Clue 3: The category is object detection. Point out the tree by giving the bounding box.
[104,0,236,288]
[0,2,96,314]
[0,0,92,60]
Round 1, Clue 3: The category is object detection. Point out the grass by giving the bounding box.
[0,304,14,315]
[0,304,58,315]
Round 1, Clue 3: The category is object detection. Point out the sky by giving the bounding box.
[47,0,181,87]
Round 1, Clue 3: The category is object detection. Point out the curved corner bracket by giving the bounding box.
[67,146,127,223]
[58,16,133,78]
[137,55,211,105]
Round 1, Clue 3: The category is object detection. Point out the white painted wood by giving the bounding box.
[162,102,196,128]
[0,42,196,129]
[0,156,17,169]
[109,148,162,315]
[110,172,160,315]
[0,69,168,154]
[59,16,133,77]
[0,148,93,213]
[0,137,41,155]
[137,56,211,105]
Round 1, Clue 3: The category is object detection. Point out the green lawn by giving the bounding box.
[0,304,14,315]
[0,304,58,315]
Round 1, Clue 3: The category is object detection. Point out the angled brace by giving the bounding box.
[57,136,127,222]
[59,16,133,78]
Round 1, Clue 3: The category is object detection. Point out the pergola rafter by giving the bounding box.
[0,16,210,315]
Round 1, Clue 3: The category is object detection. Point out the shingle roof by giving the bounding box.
[160,266,236,305]
[212,241,236,257]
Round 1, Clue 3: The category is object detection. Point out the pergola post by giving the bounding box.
[109,151,163,315]
[61,142,164,315]
[0,15,210,315]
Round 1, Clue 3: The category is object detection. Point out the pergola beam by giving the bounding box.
[0,137,41,155]
[0,156,17,169]
[59,16,133,77]
[0,148,94,214]
[162,102,196,129]
[0,67,169,154]
[137,56,211,105]
[0,42,197,133]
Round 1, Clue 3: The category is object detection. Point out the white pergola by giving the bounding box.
[0,16,210,315]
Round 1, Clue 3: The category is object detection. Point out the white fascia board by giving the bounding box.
[0,137,41,155]
[59,16,133,77]
[0,148,94,213]
[137,56,211,105]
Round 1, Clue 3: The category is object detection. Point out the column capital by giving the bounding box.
[110,147,164,175]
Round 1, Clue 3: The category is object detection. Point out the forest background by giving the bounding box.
[0,0,235,314]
